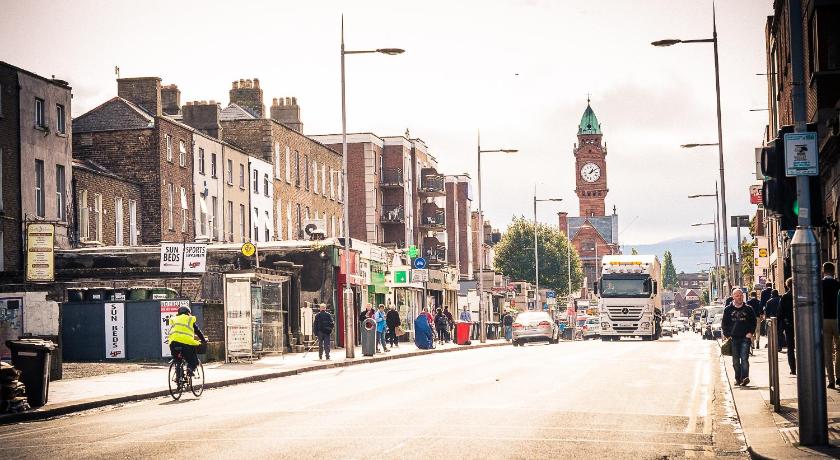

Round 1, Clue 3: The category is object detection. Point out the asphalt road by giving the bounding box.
[0,333,747,459]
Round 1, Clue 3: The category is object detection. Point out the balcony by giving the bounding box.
[381,204,405,224]
[419,207,446,231]
[423,238,447,265]
[419,170,445,196]
[380,168,404,188]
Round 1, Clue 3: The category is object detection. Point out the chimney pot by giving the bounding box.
[253,78,260,88]
[209,100,216,105]
[292,97,297,106]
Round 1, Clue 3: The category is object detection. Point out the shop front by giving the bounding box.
[388,266,425,338]
[336,246,364,348]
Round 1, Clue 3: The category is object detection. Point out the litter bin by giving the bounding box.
[85,287,109,302]
[6,339,56,407]
[455,321,471,345]
[361,318,377,356]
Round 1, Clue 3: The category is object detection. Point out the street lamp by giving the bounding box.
[533,186,562,311]
[689,183,722,295]
[477,133,517,343]
[340,16,403,358]
[655,5,731,291]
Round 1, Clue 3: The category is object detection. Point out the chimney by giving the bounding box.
[161,84,181,116]
[117,77,162,116]
[558,212,569,237]
[270,96,303,132]
[229,77,265,118]
[182,101,222,139]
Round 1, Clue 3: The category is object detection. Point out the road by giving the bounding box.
[0,333,747,459]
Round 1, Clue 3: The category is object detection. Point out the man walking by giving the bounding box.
[386,305,401,348]
[375,304,389,353]
[746,291,763,351]
[822,262,840,388]
[722,288,757,386]
[313,303,334,360]
[502,310,514,341]
[778,278,796,374]
[764,289,783,348]
[759,282,773,314]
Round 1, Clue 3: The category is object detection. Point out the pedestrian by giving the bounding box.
[435,308,448,345]
[386,305,401,348]
[764,289,783,348]
[759,282,773,313]
[822,262,840,388]
[420,306,434,329]
[459,306,472,322]
[746,291,763,351]
[778,278,796,374]
[502,310,513,341]
[375,304,389,353]
[361,303,375,321]
[313,303,334,360]
[444,306,455,342]
[722,288,757,386]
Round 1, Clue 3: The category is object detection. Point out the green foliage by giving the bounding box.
[741,238,755,287]
[662,250,679,290]
[701,289,710,305]
[493,217,584,295]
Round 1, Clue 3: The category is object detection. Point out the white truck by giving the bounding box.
[595,255,663,341]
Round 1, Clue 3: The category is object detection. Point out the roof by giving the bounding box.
[578,101,602,135]
[568,215,618,244]
[72,158,138,184]
[220,103,257,121]
[0,61,72,89]
[72,97,155,132]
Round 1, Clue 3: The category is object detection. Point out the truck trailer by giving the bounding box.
[595,255,663,341]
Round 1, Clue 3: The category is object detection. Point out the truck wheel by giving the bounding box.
[601,337,611,342]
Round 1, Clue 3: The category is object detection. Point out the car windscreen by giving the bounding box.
[515,313,550,323]
[599,276,651,298]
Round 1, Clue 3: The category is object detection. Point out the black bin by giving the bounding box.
[6,339,57,407]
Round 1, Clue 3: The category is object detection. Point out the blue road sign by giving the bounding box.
[412,257,427,269]
[546,290,556,298]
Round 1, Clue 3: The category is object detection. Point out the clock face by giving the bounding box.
[581,163,601,182]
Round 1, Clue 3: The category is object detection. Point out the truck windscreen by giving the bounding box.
[600,277,651,298]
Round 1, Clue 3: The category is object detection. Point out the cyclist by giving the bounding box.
[168,305,207,376]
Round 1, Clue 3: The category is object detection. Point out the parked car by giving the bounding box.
[711,313,724,339]
[702,306,724,340]
[661,321,673,337]
[512,311,560,346]
[582,317,601,340]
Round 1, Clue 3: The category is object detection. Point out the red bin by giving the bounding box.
[455,322,472,345]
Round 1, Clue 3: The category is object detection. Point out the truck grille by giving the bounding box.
[607,306,644,321]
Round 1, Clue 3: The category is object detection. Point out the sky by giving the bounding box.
[1,0,772,263]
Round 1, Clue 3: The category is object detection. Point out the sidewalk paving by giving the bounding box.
[1,338,511,425]
[720,341,840,459]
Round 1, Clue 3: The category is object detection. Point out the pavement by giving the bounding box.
[0,334,747,459]
[719,337,840,459]
[0,338,510,425]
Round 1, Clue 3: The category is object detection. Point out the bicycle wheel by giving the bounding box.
[168,360,183,400]
[190,361,205,397]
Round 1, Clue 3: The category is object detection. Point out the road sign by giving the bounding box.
[412,257,427,269]
[730,215,750,227]
[546,290,556,298]
[241,242,256,257]
[784,132,818,176]
[411,269,429,282]
[408,246,418,258]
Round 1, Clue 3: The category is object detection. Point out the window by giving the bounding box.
[35,98,45,128]
[265,211,270,242]
[128,200,137,245]
[321,164,327,196]
[56,104,66,134]
[263,174,269,197]
[79,190,89,241]
[226,201,234,242]
[211,153,217,178]
[253,168,259,193]
[285,147,291,183]
[331,215,336,237]
[198,148,205,175]
[179,140,186,167]
[0,150,3,211]
[35,159,45,217]
[329,168,335,200]
[239,204,246,242]
[305,206,310,220]
[199,199,207,237]
[295,150,300,187]
[93,193,102,241]
[313,160,318,194]
[274,143,281,178]
[304,154,310,190]
[286,202,292,240]
[167,183,174,230]
[165,135,173,162]
[211,196,219,241]
[296,204,302,238]
[0,231,3,271]
[55,165,66,220]
[115,197,124,246]
[180,187,188,232]
[276,198,282,241]
[226,159,233,184]
[239,163,245,189]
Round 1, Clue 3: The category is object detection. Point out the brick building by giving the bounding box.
[0,62,74,275]
[72,77,195,245]
[445,174,473,279]
[72,159,142,246]
[761,1,840,291]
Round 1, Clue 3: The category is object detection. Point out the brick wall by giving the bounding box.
[229,79,264,119]
[574,135,608,217]
[0,65,21,272]
[117,77,162,117]
[157,118,194,243]
[73,166,142,246]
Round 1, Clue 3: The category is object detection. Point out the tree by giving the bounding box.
[701,289,710,305]
[631,248,639,255]
[662,250,679,290]
[741,238,755,288]
[493,216,583,295]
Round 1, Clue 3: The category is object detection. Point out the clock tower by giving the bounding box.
[574,100,608,217]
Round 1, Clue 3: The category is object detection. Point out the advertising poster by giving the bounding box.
[26,223,55,282]
[160,243,207,273]
[160,300,189,357]
[104,303,125,359]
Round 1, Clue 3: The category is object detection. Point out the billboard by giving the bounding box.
[26,223,55,282]
[160,243,207,273]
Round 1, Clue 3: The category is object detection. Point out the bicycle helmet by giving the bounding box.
[177,305,192,315]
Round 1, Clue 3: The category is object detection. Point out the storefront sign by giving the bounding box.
[749,185,763,205]
[224,276,253,357]
[104,303,125,359]
[754,236,770,269]
[160,300,189,357]
[160,243,207,273]
[26,223,55,282]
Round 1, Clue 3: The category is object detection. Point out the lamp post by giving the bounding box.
[340,16,403,358]
[477,133,517,343]
[655,5,731,291]
[693,217,718,300]
[697,262,713,304]
[689,182,722,295]
[533,186,562,311]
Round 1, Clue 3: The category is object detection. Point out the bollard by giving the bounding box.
[767,317,781,412]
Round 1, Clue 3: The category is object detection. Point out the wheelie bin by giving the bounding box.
[455,321,472,345]
[6,339,56,407]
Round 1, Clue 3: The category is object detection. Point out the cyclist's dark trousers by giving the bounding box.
[317,332,331,359]
[170,342,198,372]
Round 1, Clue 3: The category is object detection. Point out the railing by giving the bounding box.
[420,174,445,194]
[381,205,405,224]
[380,168,404,187]
[424,245,446,263]
[420,210,445,228]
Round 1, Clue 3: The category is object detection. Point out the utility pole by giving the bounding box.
[787,0,826,446]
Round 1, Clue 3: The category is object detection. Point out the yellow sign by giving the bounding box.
[758,248,768,258]
[26,223,55,282]
[241,242,256,257]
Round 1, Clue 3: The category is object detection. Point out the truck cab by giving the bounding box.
[596,255,663,341]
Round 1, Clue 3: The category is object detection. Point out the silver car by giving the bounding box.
[512,311,560,346]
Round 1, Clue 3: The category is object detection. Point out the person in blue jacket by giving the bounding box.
[374,304,389,353]
[414,308,435,349]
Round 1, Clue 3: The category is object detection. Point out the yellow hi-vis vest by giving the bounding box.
[168,314,200,346]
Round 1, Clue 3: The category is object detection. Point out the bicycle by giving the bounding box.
[168,350,205,400]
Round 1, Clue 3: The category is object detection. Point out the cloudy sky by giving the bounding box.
[2,0,770,252]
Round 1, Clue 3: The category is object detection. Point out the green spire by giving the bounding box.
[578,99,601,135]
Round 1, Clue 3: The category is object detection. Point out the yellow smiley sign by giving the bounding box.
[241,242,256,257]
